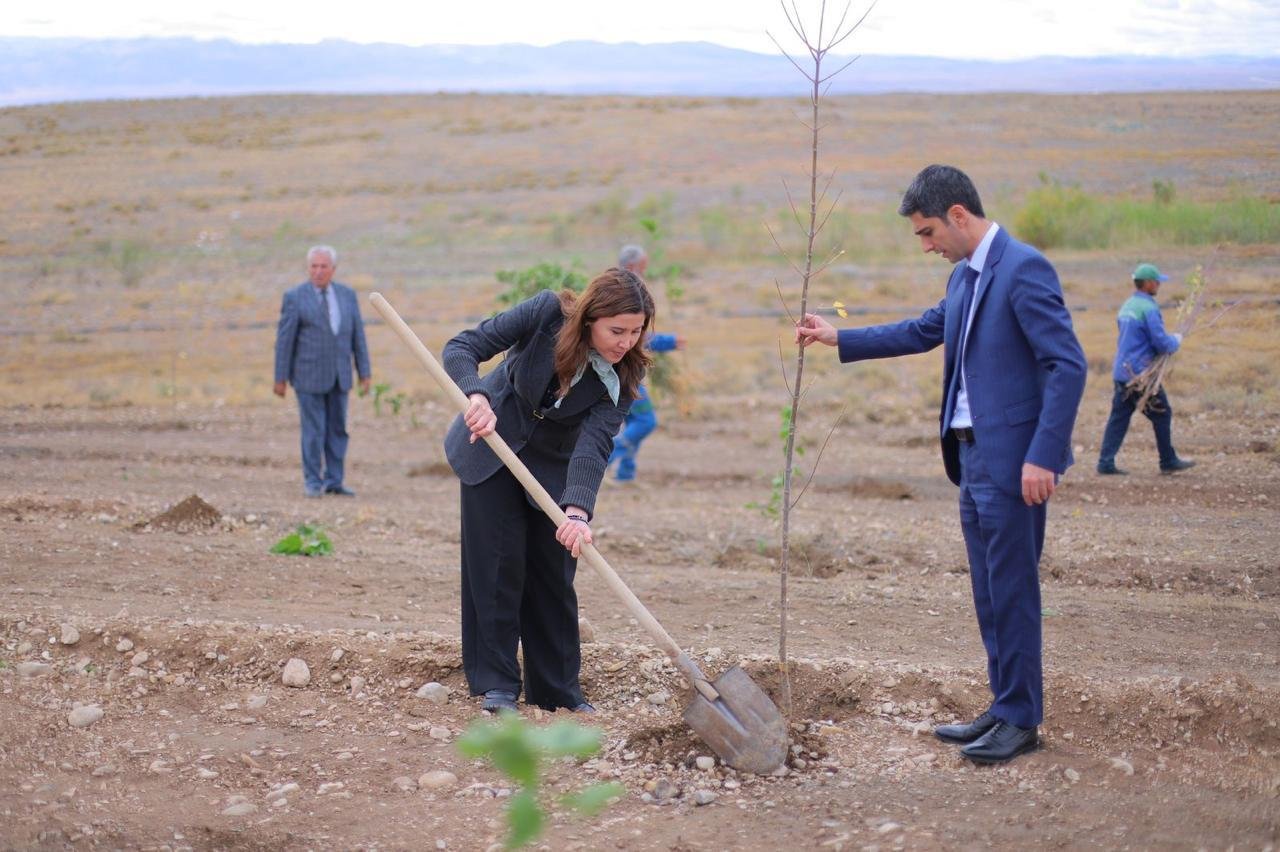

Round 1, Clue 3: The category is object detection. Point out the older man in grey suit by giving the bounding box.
[274,245,372,498]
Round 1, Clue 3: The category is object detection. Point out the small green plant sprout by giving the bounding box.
[270,524,333,557]
[495,261,587,308]
[457,714,623,849]
[369,382,407,416]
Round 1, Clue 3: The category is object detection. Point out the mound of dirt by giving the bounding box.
[136,494,222,532]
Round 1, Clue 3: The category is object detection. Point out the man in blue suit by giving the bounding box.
[273,245,372,498]
[798,165,1087,764]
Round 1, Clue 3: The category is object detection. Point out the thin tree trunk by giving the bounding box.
[772,0,871,716]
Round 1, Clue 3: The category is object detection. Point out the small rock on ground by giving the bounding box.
[418,770,458,790]
[653,778,680,800]
[222,802,258,817]
[281,658,311,687]
[416,682,450,704]
[67,705,104,728]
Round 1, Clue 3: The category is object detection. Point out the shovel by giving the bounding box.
[369,292,789,774]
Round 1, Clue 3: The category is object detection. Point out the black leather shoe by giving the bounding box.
[481,690,518,713]
[960,721,1039,764]
[1160,459,1195,475]
[1096,464,1128,475]
[934,710,998,745]
[325,485,357,496]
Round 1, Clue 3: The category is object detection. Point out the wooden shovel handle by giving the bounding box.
[368,293,717,701]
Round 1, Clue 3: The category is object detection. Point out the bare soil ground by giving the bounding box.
[2,401,1277,850]
[2,90,1279,849]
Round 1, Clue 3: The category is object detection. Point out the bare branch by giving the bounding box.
[827,0,878,52]
[765,222,806,279]
[790,404,849,509]
[774,278,799,326]
[776,339,794,397]
[811,246,847,278]
[1199,300,1239,329]
[786,1,814,55]
[819,54,862,83]
[768,31,815,82]
[795,375,820,405]
[814,168,838,209]
[828,0,855,42]
[813,189,847,237]
[780,178,805,229]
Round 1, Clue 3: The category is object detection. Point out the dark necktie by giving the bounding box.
[321,287,335,334]
[944,266,980,427]
[958,266,979,365]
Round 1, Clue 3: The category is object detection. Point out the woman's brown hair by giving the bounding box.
[553,267,655,400]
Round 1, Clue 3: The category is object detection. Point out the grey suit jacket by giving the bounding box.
[274,282,371,394]
[442,290,633,519]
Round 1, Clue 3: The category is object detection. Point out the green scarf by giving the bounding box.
[556,349,620,408]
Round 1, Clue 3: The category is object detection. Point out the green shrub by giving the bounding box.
[495,262,587,308]
[1015,176,1280,250]
[1152,179,1177,205]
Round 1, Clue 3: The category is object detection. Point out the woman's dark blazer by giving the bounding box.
[442,290,633,519]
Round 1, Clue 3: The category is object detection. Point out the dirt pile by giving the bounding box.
[135,494,222,532]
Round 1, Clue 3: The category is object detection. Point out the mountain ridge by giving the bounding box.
[3,37,1278,107]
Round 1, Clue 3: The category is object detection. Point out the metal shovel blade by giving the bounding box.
[681,665,789,774]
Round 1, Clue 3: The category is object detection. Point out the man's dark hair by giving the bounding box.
[898,164,985,219]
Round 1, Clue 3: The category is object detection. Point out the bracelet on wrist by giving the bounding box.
[566,515,588,523]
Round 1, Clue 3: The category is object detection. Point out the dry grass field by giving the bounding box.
[1,91,1278,850]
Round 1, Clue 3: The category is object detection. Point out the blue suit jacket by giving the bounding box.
[274,282,371,394]
[838,229,1087,495]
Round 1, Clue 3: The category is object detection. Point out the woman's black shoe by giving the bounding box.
[481,690,519,713]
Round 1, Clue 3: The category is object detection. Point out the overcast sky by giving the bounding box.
[4,0,1277,60]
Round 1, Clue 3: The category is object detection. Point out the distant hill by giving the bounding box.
[2,37,1278,107]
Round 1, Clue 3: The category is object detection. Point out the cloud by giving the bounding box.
[1,0,1276,58]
